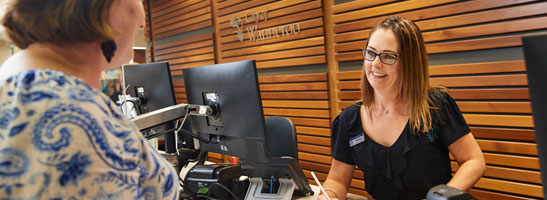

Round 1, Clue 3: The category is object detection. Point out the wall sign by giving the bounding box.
[230,8,301,42]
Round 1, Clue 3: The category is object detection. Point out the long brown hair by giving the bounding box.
[361,16,435,133]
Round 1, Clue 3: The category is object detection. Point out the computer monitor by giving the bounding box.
[183,60,270,163]
[522,32,547,195]
[182,60,313,198]
[123,62,177,153]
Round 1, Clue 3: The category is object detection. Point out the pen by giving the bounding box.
[311,171,331,200]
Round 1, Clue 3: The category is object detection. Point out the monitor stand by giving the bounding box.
[241,157,314,199]
[246,177,294,199]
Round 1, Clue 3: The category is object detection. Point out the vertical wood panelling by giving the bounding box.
[323,0,340,120]
[143,0,154,62]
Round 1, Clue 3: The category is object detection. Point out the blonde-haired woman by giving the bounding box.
[0,0,178,199]
[318,16,485,200]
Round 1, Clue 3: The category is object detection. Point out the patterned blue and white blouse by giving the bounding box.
[0,70,179,200]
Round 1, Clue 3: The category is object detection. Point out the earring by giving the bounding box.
[101,40,117,63]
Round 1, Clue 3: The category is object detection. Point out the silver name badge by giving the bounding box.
[349,133,365,147]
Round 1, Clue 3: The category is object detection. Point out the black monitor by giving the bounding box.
[182,60,313,198]
[123,62,177,153]
[523,33,547,196]
[183,60,270,163]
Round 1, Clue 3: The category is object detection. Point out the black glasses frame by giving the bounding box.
[361,48,399,65]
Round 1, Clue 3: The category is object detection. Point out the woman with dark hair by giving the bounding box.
[318,16,485,200]
[0,0,178,199]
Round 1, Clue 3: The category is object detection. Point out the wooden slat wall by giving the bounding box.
[173,81,187,104]
[149,0,213,39]
[143,0,153,62]
[142,0,547,198]
[154,34,216,76]
[336,60,540,199]
[147,0,215,76]
[331,1,547,198]
[256,73,364,196]
[333,0,547,61]
[213,0,326,68]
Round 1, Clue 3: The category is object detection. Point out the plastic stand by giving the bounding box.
[245,177,295,200]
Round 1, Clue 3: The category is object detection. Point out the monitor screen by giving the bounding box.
[523,33,547,196]
[123,62,177,153]
[183,60,270,163]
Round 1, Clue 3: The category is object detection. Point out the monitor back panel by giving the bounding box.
[523,33,547,195]
[183,60,270,163]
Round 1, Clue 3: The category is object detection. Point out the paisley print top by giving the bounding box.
[0,70,179,200]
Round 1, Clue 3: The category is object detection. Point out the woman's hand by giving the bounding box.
[317,194,339,200]
[319,159,355,200]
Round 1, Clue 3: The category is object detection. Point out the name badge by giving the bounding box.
[349,133,365,147]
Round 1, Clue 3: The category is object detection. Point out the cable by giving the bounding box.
[144,127,177,140]
[270,176,274,194]
[120,99,136,115]
[174,114,188,154]
[143,122,211,143]
[174,119,181,155]
[195,195,217,200]
[196,151,208,165]
[212,183,239,200]
[175,113,189,133]
[178,125,213,144]
[179,176,184,187]
[173,112,214,144]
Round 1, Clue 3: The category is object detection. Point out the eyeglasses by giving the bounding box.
[361,48,399,65]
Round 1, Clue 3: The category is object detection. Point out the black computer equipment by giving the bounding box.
[182,60,313,199]
[184,164,244,199]
[183,60,269,163]
[123,62,177,153]
[426,184,476,200]
[522,32,547,196]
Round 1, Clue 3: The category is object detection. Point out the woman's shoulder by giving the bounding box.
[338,102,361,118]
[2,69,105,100]
[333,102,362,130]
[1,69,125,121]
[428,87,467,127]
[428,87,453,107]
[0,69,141,149]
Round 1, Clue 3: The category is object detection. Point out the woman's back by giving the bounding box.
[0,70,178,199]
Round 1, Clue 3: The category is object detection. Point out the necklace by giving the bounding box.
[377,103,395,114]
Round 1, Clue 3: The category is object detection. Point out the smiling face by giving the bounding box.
[364,28,402,95]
